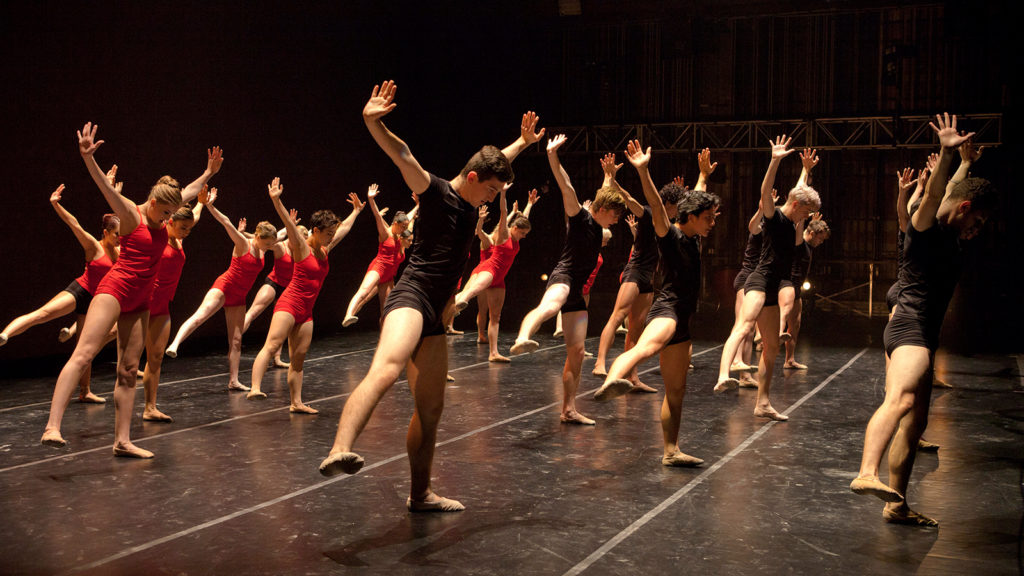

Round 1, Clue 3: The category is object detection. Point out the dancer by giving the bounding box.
[319,82,539,513]
[247,178,364,409]
[778,212,830,369]
[41,123,221,455]
[713,137,820,421]
[139,189,208,422]
[594,139,719,467]
[510,139,635,425]
[164,196,279,391]
[851,113,996,526]
[342,184,416,327]
[0,180,121,403]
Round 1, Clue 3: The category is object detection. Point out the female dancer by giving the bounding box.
[342,184,416,327]
[42,123,221,455]
[247,178,365,410]
[594,139,720,467]
[138,189,208,422]
[1,180,121,402]
[164,197,279,392]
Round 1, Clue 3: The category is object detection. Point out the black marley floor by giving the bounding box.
[0,324,1021,575]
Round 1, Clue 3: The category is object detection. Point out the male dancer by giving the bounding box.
[319,81,543,513]
[852,114,996,526]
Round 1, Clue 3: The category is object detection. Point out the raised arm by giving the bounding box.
[522,188,540,220]
[625,214,639,240]
[625,140,670,237]
[895,167,915,233]
[914,113,974,231]
[546,134,581,217]
[76,123,139,229]
[947,138,983,195]
[493,186,510,245]
[695,148,718,192]
[199,186,250,256]
[50,184,103,260]
[908,155,935,214]
[502,111,545,164]
[366,184,389,242]
[268,178,308,260]
[363,81,430,194]
[475,205,493,250]
[600,153,644,217]
[761,135,794,219]
[180,147,224,205]
[327,193,366,252]
[797,148,819,187]
[190,190,207,224]
[747,190,773,235]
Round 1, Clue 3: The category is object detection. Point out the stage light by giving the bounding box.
[541,274,549,281]
[802,281,811,291]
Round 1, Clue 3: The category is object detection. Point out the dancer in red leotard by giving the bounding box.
[42,122,221,456]
[164,192,279,391]
[343,184,417,327]
[247,178,365,411]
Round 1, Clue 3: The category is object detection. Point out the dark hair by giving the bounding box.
[170,205,195,221]
[658,182,686,207]
[309,209,339,232]
[948,177,997,213]
[101,213,120,231]
[393,211,409,224]
[460,145,514,183]
[510,215,531,230]
[676,189,720,218]
[806,219,830,237]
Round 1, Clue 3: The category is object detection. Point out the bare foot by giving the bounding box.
[342,315,358,327]
[933,377,953,388]
[713,378,740,393]
[143,408,173,422]
[779,332,793,343]
[290,404,319,414]
[273,357,291,369]
[883,504,938,527]
[917,438,940,452]
[784,361,808,370]
[164,346,178,358]
[446,374,455,382]
[560,410,596,425]
[730,361,755,372]
[228,381,251,392]
[594,379,633,402]
[79,391,107,404]
[552,329,563,338]
[113,442,154,459]
[407,492,465,513]
[58,327,72,343]
[510,339,539,356]
[477,336,488,344]
[592,367,608,377]
[246,390,268,400]
[738,376,759,389]
[629,381,657,394]
[850,476,903,502]
[40,429,67,447]
[753,405,789,421]
[489,354,511,363]
[662,451,704,467]
[318,451,364,476]
[446,327,464,335]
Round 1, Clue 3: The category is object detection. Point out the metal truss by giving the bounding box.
[537,114,1001,153]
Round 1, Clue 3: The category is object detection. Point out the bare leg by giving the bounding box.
[883,369,936,525]
[596,318,674,402]
[142,314,173,422]
[559,310,592,424]
[454,271,494,312]
[485,288,509,362]
[626,291,654,390]
[243,284,276,333]
[165,289,225,357]
[512,283,568,355]
[76,313,111,403]
[659,340,702,466]
[753,305,786,420]
[716,290,765,391]
[594,282,638,376]
[112,310,153,458]
[553,312,563,337]
[224,305,248,390]
[476,292,489,343]
[1,290,77,342]
[344,270,381,327]
[248,311,294,399]
[778,285,795,341]
[286,321,317,413]
[783,297,806,368]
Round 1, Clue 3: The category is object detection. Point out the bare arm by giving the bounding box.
[181,147,224,205]
[199,186,250,256]
[546,134,581,218]
[327,193,365,252]
[913,113,974,231]
[366,184,389,242]
[475,205,493,250]
[761,135,794,220]
[493,186,510,245]
[50,184,103,260]
[600,153,643,217]
[522,188,540,220]
[947,139,983,195]
[267,178,309,261]
[501,111,545,164]
[76,123,139,229]
[363,81,431,194]
[695,148,718,192]
[625,140,670,237]
[797,148,819,187]
[895,167,915,233]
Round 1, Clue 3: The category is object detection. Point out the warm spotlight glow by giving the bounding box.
[541,274,549,281]
[801,281,811,291]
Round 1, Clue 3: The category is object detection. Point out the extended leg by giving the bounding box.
[165,289,225,357]
[512,283,568,355]
[248,311,294,399]
[593,282,638,376]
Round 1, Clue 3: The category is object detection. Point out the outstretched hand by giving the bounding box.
[105,164,124,195]
[237,217,247,233]
[521,111,545,145]
[367,183,380,200]
[363,81,397,120]
[625,213,638,230]
[800,148,819,172]
[582,199,592,211]
[411,191,420,205]
[673,176,685,188]
[527,188,540,205]
[959,138,984,163]
[198,184,214,205]
[929,113,974,149]
[698,148,718,176]
[268,177,283,200]
[771,188,779,203]
[378,206,389,217]
[206,146,224,175]
[925,152,939,174]
[347,192,365,212]
[600,153,623,178]
[50,184,65,204]
[625,139,651,170]
[916,167,930,188]
[769,135,794,159]
[477,204,489,221]
[289,208,300,225]
[811,212,823,222]
[77,122,104,156]
[897,167,916,192]
[547,134,567,154]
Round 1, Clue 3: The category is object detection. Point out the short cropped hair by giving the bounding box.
[787,184,821,211]
[460,145,515,183]
[948,177,997,213]
[592,186,627,215]
[676,189,721,218]
[806,219,830,237]
[658,182,686,207]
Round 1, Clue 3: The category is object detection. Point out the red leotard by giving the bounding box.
[471,238,519,289]
[211,248,264,307]
[149,243,186,317]
[367,237,404,284]
[266,251,294,287]
[274,251,329,324]
[74,253,114,295]
[95,206,168,314]
[582,253,604,296]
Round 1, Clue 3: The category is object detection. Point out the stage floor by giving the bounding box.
[0,327,1021,575]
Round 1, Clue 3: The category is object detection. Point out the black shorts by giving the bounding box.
[381,281,447,338]
[547,273,588,313]
[733,269,752,293]
[64,281,92,316]
[883,310,938,357]
[743,272,780,307]
[778,279,801,301]
[264,278,286,298]
[646,300,692,346]
[620,265,655,294]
